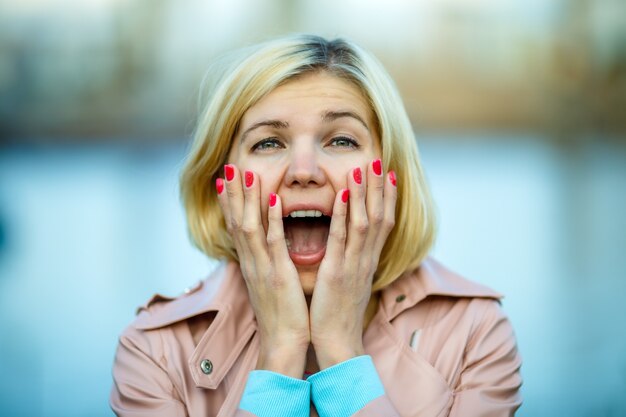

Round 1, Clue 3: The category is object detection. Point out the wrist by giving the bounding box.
[256,344,308,378]
[313,342,365,370]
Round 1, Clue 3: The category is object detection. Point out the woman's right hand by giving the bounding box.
[216,164,310,378]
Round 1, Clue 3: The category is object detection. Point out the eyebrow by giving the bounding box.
[239,110,370,143]
[240,120,289,143]
[321,110,370,132]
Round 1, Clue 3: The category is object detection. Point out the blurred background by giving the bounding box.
[0,0,625,415]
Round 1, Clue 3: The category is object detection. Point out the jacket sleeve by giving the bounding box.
[351,396,400,417]
[110,326,187,417]
[449,301,523,416]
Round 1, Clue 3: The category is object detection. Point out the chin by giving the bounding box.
[296,267,318,296]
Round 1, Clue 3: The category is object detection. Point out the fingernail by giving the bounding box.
[341,189,349,203]
[245,171,253,188]
[353,167,362,184]
[224,164,235,182]
[373,159,382,176]
[389,171,397,187]
[269,192,277,207]
[216,178,224,194]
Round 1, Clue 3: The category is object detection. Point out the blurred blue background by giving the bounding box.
[1,0,625,416]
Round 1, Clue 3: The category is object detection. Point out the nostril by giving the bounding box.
[285,159,325,187]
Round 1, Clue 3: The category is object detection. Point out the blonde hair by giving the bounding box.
[180,34,436,292]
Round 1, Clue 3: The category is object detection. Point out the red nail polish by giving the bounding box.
[353,167,362,184]
[389,171,397,186]
[216,178,224,194]
[245,171,253,188]
[341,189,349,203]
[269,193,277,207]
[224,164,235,181]
[373,159,382,176]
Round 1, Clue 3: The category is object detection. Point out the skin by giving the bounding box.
[216,71,397,378]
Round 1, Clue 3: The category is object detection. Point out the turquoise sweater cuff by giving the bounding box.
[238,370,310,417]
[308,355,385,417]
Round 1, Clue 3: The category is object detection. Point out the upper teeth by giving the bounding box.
[288,210,323,218]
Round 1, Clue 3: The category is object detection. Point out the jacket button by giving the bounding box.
[200,359,213,375]
[395,294,406,302]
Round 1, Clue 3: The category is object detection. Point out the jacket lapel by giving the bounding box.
[365,307,453,416]
[186,263,257,390]
[367,257,503,416]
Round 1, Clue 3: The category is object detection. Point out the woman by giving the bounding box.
[111,34,522,417]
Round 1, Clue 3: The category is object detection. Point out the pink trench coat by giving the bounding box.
[110,258,522,416]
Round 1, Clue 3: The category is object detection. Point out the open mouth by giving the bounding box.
[283,210,331,265]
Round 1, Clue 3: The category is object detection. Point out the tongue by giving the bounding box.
[284,218,329,254]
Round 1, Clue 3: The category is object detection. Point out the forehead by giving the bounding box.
[240,72,376,128]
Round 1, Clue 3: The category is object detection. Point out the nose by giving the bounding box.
[284,145,326,187]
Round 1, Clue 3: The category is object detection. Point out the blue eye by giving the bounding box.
[329,136,359,149]
[252,138,283,152]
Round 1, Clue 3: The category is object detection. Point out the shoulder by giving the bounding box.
[415,258,515,341]
[414,257,514,335]
[413,259,519,366]
[417,257,504,300]
[113,263,230,368]
[380,257,504,321]
[128,262,228,332]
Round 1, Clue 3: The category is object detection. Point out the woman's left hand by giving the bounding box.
[309,159,397,369]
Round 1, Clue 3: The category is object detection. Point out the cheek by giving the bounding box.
[326,156,375,187]
[257,172,282,198]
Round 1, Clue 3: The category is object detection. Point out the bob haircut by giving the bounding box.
[180,34,436,292]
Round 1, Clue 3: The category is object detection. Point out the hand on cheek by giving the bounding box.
[216,164,310,378]
[310,159,397,369]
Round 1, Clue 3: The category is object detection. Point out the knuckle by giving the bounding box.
[266,233,280,247]
[241,222,258,237]
[226,187,238,199]
[353,219,369,235]
[383,216,395,231]
[370,260,380,275]
[230,217,242,231]
[369,210,384,226]
[243,187,255,200]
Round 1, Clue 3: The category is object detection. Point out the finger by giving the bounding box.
[223,164,249,254]
[364,159,385,250]
[345,166,369,256]
[241,170,270,264]
[372,170,398,256]
[215,176,231,230]
[324,188,349,263]
[216,175,251,273]
[266,193,291,267]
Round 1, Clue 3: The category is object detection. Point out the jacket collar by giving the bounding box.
[130,257,501,388]
[379,257,502,321]
[133,262,257,390]
[133,257,502,331]
[133,262,229,330]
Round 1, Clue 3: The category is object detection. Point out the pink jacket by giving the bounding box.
[110,258,522,416]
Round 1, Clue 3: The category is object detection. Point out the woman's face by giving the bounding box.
[227,71,381,294]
